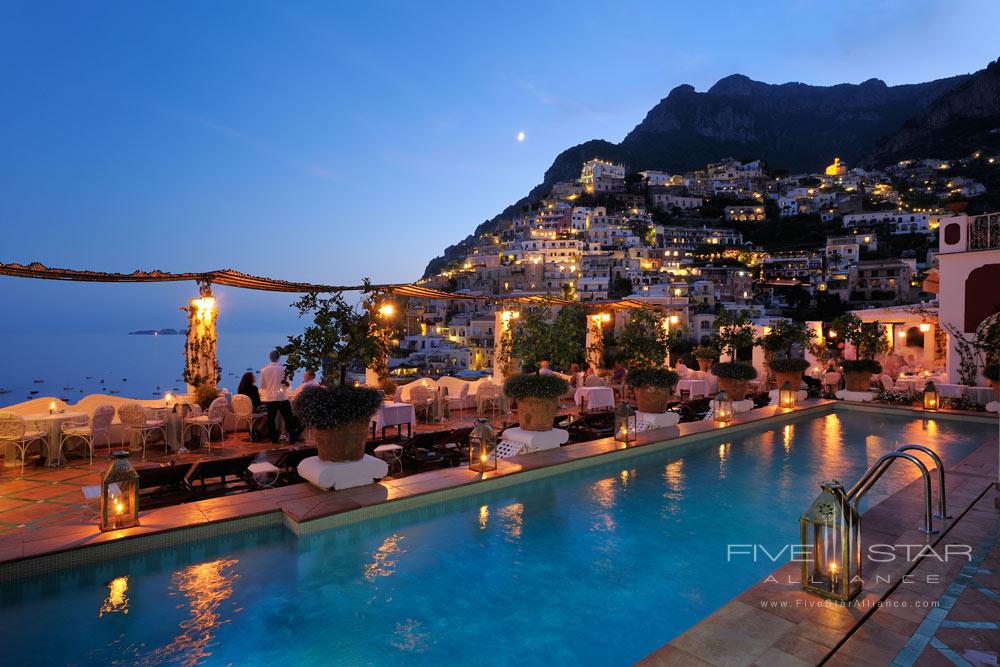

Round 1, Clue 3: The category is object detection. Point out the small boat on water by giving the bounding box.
[62,386,73,391]
[0,388,10,394]
[29,390,38,395]
[109,389,120,394]
[33,379,44,384]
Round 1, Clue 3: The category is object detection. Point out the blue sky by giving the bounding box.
[1,0,998,333]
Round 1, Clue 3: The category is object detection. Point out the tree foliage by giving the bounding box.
[615,309,669,366]
[509,304,587,371]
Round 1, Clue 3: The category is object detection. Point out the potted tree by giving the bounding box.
[692,347,718,372]
[626,367,679,413]
[614,310,670,367]
[503,374,568,431]
[293,385,382,461]
[758,320,811,389]
[280,285,391,462]
[833,314,888,392]
[711,310,758,400]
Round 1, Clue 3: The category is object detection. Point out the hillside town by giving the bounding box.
[394,152,1000,377]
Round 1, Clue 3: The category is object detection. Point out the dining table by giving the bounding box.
[676,379,709,398]
[573,386,615,412]
[17,411,88,466]
[371,401,416,438]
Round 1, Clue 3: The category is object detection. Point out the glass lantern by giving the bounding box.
[713,391,733,423]
[100,451,139,532]
[779,381,796,409]
[615,401,637,445]
[800,480,861,601]
[922,381,939,411]
[468,418,498,473]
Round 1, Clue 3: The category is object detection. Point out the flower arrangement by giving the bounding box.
[941,395,985,412]
[625,367,679,389]
[292,384,383,430]
[503,373,568,401]
[711,361,759,380]
[874,389,916,405]
[841,359,883,375]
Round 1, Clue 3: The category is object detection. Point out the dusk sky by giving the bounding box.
[2,0,999,332]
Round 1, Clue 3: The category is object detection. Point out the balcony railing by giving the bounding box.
[969,213,1000,251]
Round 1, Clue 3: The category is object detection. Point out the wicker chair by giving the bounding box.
[60,404,115,465]
[0,411,48,475]
[408,386,436,424]
[231,394,266,441]
[118,402,167,460]
[476,382,503,420]
[183,397,227,452]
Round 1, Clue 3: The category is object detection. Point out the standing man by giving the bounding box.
[260,350,301,444]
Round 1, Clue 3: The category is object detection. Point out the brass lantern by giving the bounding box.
[779,381,796,409]
[800,480,861,601]
[614,401,637,445]
[468,418,498,473]
[100,451,139,532]
[713,391,733,423]
[922,381,939,411]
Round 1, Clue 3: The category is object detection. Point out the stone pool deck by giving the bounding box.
[640,423,999,667]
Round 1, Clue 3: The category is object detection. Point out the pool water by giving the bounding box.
[0,411,992,666]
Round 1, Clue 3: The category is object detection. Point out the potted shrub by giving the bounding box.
[984,364,1000,399]
[711,361,758,401]
[833,314,888,392]
[503,374,568,431]
[626,367,679,413]
[692,347,718,372]
[768,357,811,390]
[841,359,883,392]
[293,384,383,461]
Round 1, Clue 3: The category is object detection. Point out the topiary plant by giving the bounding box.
[292,384,383,430]
[841,359,883,375]
[768,357,811,373]
[195,384,220,410]
[692,346,718,360]
[503,373,568,401]
[711,361,758,380]
[625,367,679,389]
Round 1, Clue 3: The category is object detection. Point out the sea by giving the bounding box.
[0,330,305,407]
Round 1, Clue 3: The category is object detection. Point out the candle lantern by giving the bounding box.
[468,418,498,473]
[779,381,796,409]
[800,480,861,601]
[100,451,139,532]
[922,381,939,411]
[713,391,733,424]
[614,401,637,445]
[49,401,57,415]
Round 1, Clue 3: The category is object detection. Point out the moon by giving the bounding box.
[517,131,525,142]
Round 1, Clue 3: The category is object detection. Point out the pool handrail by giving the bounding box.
[846,451,937,534]
[894,444,949,519]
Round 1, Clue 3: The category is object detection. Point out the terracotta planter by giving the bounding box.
[311,419,370,462]
[517,397,558,432]
[635,386,673,413]
[717,377,748,401]
[843,372,872,393]
[774,371,803,391]
[696,358,713,372]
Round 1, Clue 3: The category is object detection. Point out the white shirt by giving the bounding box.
[538,367,554,376]
[294,378,319,396]
[259,362,289,402]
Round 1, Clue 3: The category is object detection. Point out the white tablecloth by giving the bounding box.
[21,411,87,466]
[676,379,709,398]
[573,386,615,411]
[371,402,416,431]
[895,376,946,393]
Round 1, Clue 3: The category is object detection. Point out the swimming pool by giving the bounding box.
[0,409,992,666]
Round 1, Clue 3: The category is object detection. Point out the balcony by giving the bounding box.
[969,213,1000,250]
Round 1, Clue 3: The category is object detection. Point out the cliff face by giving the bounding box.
[422,68,982,277]
[866,58,1000,164]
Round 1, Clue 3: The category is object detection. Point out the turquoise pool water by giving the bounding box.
[0,410,992,666]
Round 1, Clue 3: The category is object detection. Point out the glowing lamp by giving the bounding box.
[468,418,497,473]
[922,381,939,411]
[669,315,680,325]
[800,480,861,601]
[192,296,216,322]
[164,392,174,407]
[378,303,395,317]
[779,381,796,409]
[712,391,733,424]
[897,330,907,338]
[49,400,57,415]
[614,402,637,445]
[918,323,930,333]
[827,329,838,339]
[100,451,139,532]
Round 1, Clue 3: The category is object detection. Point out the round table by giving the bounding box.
[20,411,87,466]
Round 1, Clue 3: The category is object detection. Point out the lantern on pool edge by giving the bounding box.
[779,381,796,409]
[713,391,733,424]
[468,418,498,473]
[800,480,861,602]
[100,451,139,532]
[923,381,939,411]
[615,401,637,444]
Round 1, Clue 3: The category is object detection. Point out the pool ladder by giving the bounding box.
[846,444,949,535]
